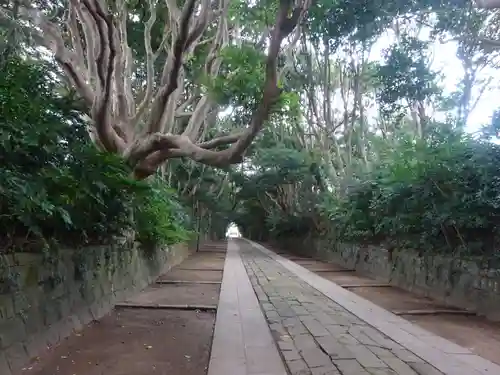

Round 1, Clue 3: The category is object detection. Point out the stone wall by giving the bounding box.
[273,236,500,322]
[0,240,192,375]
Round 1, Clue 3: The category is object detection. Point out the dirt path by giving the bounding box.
[263,243,500,366]
[19,241,227,375]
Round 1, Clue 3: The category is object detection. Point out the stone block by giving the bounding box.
[301,317,329,337]
[311,366,341,375]
[0,296,15,321]
[20,306,44,335]
[287,359,310,375]
[0,351,11,375]
[11,293,30,314]
[383,357,419,374]
[407,362,444,375]
[316,336,354,359]
[41,299,62,326]
[23,334,45,359]
[345,344,387,368]
[5,342,28,373]
[301,347,332,368]
[332,359,370,374]
[293,334,317,351]
[0,316,26,349]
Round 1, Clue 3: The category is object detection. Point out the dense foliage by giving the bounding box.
[320,132,500,256]
[0,57,191,252]
[2,0,500,262]
[227,0,500,259]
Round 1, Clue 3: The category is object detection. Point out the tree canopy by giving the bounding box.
[2,0,500,259]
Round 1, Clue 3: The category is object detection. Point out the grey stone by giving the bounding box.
[333,359,370,374]
[283,348,302,361]
[0,352,11,375]
[0,297,15,321]
[293,334,317,351]
[316,336,355,359]
[301,347,333,368]
[383,357,419,374]
[301,317,329,337]
[287,359,311,375]
[408,362,445,375]
[311,366,341,374]
[0,316,27,349]
[20,307,43,335]
[5,342,28,372]
[345,344,388,368]
[366,368,398,375]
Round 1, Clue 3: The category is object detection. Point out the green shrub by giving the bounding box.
[320,131,500,256]
[134,179,193,248]
[0,57,191,252]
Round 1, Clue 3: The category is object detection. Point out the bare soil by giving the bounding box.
[23,309,215,375]
[158,269,223,282]
[404,314,500,365]
[349,285,458,311]
[178,257,225,270]
[125,283,220,306]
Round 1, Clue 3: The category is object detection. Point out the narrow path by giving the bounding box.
[261,242,500,366]
[209,239,500,375]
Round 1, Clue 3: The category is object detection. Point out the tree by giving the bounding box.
[18,0,309,178]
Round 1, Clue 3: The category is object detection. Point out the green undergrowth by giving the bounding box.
[318,130,500,258]
[0,57,192,259]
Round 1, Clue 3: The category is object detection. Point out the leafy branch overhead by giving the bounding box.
[19,0,310,178]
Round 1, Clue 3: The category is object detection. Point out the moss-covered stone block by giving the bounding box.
[0,316,26,349]
[0,296,14,321]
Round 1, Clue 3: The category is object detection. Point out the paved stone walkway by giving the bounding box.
[208,239,500,375]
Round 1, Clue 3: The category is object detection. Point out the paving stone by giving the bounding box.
[314,311,338,326]
[361,326,404,350]
[325,325,349,335]
[292,305,310,315]
[316,336,355,359]
[300,347,333,368]
[293,334,317,351]
[287,359,312,375]
[264,309,281,322]
[278,337,295,351]
[262,302,275,311]
[238,241,480,375]
[301,317,330,337]
[288,321,309,336]
[283,348,302,361]
[407,362,444,375]
[311,365,341,374]
[345,344,388,368]
[382,357,419,375]
[333,359,370,374]
[0,352,12,375]
[392,348,423,363]
[269,322,288,336]
[4,342,29,372]
[367,345,398,359]
[366,368,398,375]
[336,333,360,346]
[348,326,379,346]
